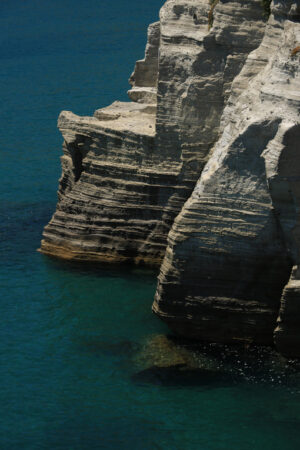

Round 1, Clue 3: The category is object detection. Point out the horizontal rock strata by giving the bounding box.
[153,0,300,351]
[41,102,172,265]
[41,0,267,266]
[41,0,300,356]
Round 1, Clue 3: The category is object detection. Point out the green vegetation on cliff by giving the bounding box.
[208,0,219,29]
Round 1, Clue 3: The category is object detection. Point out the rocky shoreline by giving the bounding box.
[40,0,300,357]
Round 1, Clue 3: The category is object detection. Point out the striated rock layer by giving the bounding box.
[153,0,300,354]
[41,0,300,356]
[41,0,267,265]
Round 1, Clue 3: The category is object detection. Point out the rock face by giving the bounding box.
[41,0,300,356]
[41,0,266,265]
[153,0,300,353]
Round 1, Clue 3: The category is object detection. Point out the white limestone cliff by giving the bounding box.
[153,0,300,355]
[41,0,300,356]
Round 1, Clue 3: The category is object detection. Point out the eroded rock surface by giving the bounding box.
[41,0,300,356]
[41,0,266,265]
[153,0,300,353]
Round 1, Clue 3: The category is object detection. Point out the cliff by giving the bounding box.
[40,0,300,357]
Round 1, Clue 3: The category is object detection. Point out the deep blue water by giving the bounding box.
[1,1,300,449]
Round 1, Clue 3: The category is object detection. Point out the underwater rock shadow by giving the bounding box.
[131,363,240,388]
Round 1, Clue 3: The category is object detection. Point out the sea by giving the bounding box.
[1,1,300,449]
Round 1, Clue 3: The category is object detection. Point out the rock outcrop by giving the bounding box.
[153,0,300,354]
[41,0,300,356]
[41,0,267,265]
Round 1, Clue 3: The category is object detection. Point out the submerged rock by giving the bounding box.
[132,334,236,387]
[41,1,300,357]
[135,334,202,368]
[131,333,300,387]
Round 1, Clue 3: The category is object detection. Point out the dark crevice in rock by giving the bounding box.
[68,136,91,183]
[261,0,272,18]
[70,143,83,182]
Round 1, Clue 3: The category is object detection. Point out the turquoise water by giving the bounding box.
[1,1,300,449]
